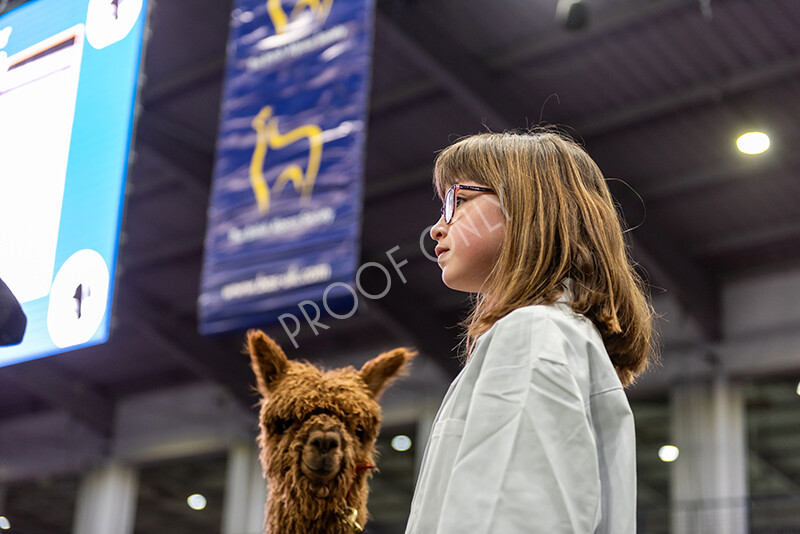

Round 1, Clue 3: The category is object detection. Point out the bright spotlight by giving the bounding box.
[796,380,800,397]
[658,445,680,463]
[736,131,770,154]
[187,493,207,511]
[0,516,10,530]
[391,435,412,452]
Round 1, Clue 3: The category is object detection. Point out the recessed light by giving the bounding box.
[187,493,207,510]
[659,445,680,462]
[391,435,412,452]
[736,131,770,155]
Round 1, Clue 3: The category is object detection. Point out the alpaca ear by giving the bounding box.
[247,330,289,394]
[359,348,415,399]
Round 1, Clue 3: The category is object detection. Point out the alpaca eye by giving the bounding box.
[271,417,292,434]
[354,424,367,442]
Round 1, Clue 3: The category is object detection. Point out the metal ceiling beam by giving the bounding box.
[0,363,113,437]
[374,9,515,129]
[694,221,800,259]
[365,164,431,199]
[629,224,721,340]
[374,5,721,341]
[643,150,800,202]
[127,143,214,201]
[370,79,442,118]
[631,328,800,398]
[124,118,213,271]
[138,44,442,122]
[119,292,256,412]
[123,233,204,272]
[375,8,800,146]
[576,55,800,138]
[749,450,800,492]
[136,112,216,187]
[142,55,226,110]
[487,0,693,70]
[127,315,215,383]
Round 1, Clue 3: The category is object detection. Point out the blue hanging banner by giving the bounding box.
[199,0,375,335]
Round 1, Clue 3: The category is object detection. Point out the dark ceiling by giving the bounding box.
[1,0,800,531]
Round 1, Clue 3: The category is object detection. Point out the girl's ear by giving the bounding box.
[358,348,416,399]
[247,330,289,395]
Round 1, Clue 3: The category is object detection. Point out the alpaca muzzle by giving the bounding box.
[301,425,345,481]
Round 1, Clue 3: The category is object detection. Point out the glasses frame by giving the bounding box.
[440,184,494,224]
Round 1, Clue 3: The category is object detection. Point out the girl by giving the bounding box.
[405,130,656,533]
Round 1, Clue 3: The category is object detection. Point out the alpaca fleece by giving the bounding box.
[247,329,414,534]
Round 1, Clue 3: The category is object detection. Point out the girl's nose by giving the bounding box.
[430,216,448,241]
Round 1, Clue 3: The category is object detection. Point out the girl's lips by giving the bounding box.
[435,246,449,258]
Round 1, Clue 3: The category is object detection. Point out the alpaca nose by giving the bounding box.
[301,424,345,481]
[309,430,341,453]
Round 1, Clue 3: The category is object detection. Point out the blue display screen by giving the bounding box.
[0,0,147,366]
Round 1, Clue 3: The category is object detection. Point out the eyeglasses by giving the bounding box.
[440,184,494,224]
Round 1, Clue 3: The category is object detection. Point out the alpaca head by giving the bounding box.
[247,329,414,531]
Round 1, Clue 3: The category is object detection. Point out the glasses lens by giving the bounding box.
[445,187,455,223]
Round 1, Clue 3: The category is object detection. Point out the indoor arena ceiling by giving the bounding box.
[1,0,800,531]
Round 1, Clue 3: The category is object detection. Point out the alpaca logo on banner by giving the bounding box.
[266,0,332,34]
[249,105,323,214]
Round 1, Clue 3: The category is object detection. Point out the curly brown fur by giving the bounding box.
[247,329,414,534]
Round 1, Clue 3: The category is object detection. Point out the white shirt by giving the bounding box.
[405,297,637,533]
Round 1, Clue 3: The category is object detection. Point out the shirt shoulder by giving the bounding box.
[485,304,600,361]
[474,303,621,397]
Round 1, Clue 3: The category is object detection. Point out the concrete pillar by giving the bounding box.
[222,441,266,534]
[72,464,138,534]
[670,377,748,534]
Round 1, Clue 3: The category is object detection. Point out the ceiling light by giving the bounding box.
[796,380,800,396]
[0,516,10,530]
[187,494,207,511]
[736,131,770,155]
[658,445,680,462]
[391,434,412,452]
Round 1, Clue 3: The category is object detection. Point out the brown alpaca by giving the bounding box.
[247,329,414,534]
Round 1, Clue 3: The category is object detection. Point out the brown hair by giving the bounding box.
[433,130,656,386]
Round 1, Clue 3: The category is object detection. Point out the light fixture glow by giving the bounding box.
[391,435,412,452]
[796,380,800,397]
[0,516,10,530]
[736,131,770,154]
[659,445,680,462]
[187,493,207,511]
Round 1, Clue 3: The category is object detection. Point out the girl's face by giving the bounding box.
[430,180,506,293]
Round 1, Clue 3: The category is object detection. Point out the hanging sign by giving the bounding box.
[199,0,375,335]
